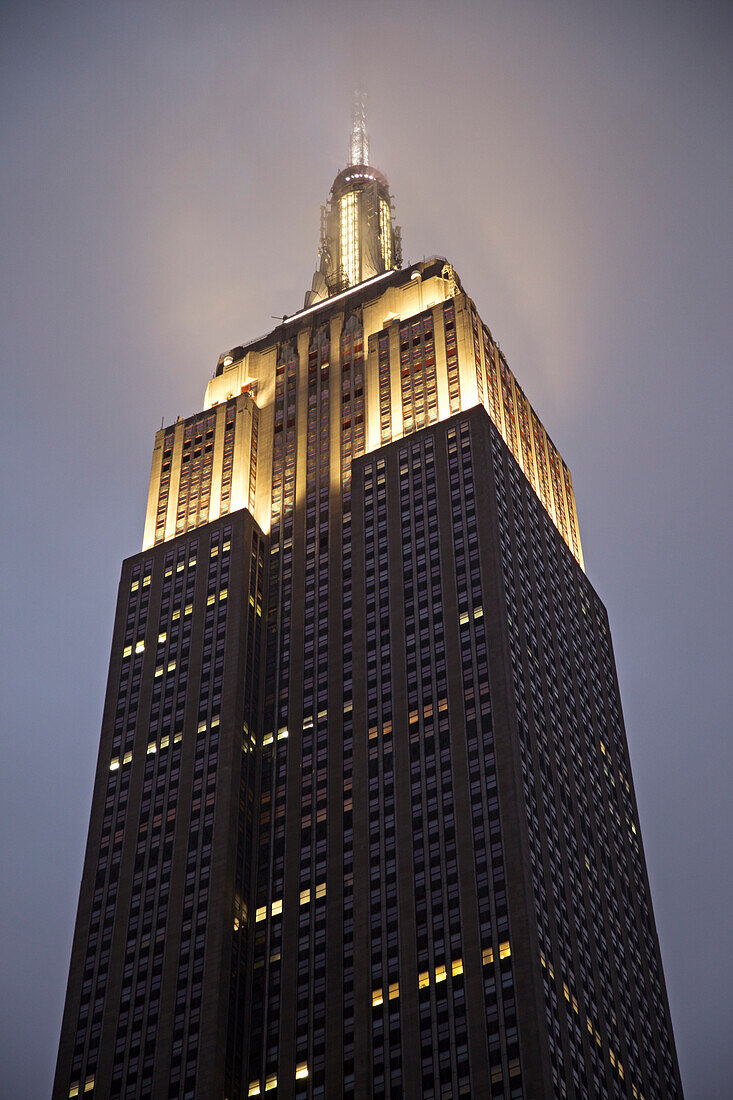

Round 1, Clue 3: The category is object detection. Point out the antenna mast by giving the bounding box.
[349,90,369,167]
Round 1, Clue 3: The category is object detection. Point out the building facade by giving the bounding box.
[55,108,682,1100]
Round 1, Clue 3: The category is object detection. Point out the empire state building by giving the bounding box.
[54,100,682,1100]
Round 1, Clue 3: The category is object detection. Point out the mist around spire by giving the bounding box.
[304,96,401,307]
[349,90,369,167]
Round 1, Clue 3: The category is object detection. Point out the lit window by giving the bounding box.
[435,965,447,983]
[155,667,163,678]
[315,882,326,899]
[176,562,184,572]
[265,1074,277,1091]
[300,889,311,905]
[123,751,132,765]
[207,595,215,606]
[277,727,288,740]
[499,941,511,959]
[219,588,228,600]
[160,735,170,749]
[158,631,166,643]
[247,1083,261,1097]
[184,603,193,615]
[262,733,274,746]
[142,575,150,587]
[222,541,231,551]
[295,1062,308,1080]
[198,720,207,733]
[172,608,180,621]
[167,660,176,672]
[84,1078,95,1093]
[372,988,383,1007]
[147,742,156,755]
[388,982,399,1000]
[135,640,145,654]
[340,192,359,286]
[451,958,463,976]
[109,758,120,771]
[271,898,282,916]
[130,580,139,592]
[379,196,392,269]
[482,947,493,966]
[418,971,430,989]
[69,1087,79,1098]
[122,645,132,658]
[255,906,267,923]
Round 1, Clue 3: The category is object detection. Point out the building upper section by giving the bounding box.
[304,94,401,307]
[144,259,583,567]
[142,390,259,551]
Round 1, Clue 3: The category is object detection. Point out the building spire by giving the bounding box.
[349,90,369,167]
[304,96,402,306]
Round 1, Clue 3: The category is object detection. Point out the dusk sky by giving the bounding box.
[1,1,731,1096]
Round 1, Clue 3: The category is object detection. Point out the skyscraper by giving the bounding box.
[55,102,682,1100]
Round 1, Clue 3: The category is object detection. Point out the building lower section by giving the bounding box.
[54,510,267,1100]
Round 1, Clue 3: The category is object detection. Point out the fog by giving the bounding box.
[1,2,730,1094]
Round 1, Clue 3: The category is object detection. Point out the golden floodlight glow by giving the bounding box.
[340,192,359,286]
[379,196,392,269]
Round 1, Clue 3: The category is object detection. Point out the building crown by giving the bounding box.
[305,94,402,307]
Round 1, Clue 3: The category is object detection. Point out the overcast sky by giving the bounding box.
[1,1,731,1096]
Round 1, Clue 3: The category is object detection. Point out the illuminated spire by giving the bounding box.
[304,97,402,305]
[349,90,369,167]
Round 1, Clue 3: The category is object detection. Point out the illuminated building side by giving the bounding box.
[202,262,583,567]
[54,109,682,1100]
